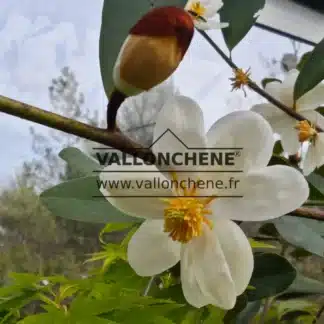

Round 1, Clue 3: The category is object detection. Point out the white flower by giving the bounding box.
[99,95,309,309]
[251,69,324,175]
[299,126,324,176]
[184,0,228,30]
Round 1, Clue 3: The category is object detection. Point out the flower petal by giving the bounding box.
[303,133,324,175]
[99,162,173,219]
[302,110,324,130]
[185,0,224,18]
[181,225,236,309]
[194,20,228,30]
[153,95,206,152]
[270,116,300,154]
[152,95,207,179]
[202,0,224,18]
[206,111,274,172]
[127,220,181,276]
[297,83,324,111]
[212,219,253,296]
[278,69,299,107]
[250,103,284,119]
[303,144,318,176]
[211,165,309,221]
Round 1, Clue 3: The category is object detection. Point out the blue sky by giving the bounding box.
[0,0,312,187]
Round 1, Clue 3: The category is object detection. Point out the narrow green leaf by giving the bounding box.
[247,253,296,301]
[277,299,318,320]
[99,223,134,244]
[249,238,276,249]
[59,147,101,177]
[219,0,265,51]
[99,0,187,98]
[40,176,137,223]
[261,78,282,89]
[100,223,133,234]
[294,36,324,101]
[203,306,226,324]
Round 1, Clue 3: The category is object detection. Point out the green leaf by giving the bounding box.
[0,290,37,313]
[290,247,313,259]
[296,51,312,71]
[154,284,187,305]
[307,172,324,194]
[249,238,276,250]
[258,223,279,237]
[272,140,284,155]
[99,0,187,98]
[316,106,324,116]
[278,274,324,299]
[99,223,134,245]
[17,312,67,324]
[274,217,324,257]
[277,299,318,321]
[103,259,148,291]
[233,300,261,324]
[306,172,324,200]
[180,309,204,323]
[59,147,101,177]
[298,218,324,236]
[261,78,282,90]
[294,36,324,101]
[219,0,265,51]
[203,306,226,324]
[247,253,296,301]
[223,294,247,324]
[40,176,137,223]
[267,155,291,167]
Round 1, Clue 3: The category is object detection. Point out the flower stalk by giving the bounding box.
[197,29,324,133]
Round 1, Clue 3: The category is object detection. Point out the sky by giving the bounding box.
[0,0,313,187]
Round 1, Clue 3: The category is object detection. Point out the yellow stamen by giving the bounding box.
[230,68,251,97]
[187,1,207,22]
[294,120,318,143]
[162,172,216,243]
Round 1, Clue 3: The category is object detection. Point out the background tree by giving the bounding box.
[21,67,99,191]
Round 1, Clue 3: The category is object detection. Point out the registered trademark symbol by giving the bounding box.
[235,151,241,157]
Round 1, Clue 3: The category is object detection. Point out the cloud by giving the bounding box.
[0,0,314,185]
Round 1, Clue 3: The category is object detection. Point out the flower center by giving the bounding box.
[187,1,207,22]
[230,68,251,97]
[161,172,215,243]
[295,120,318,143]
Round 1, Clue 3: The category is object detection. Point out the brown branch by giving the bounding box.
[1,95,324,222]
[198,29,323,133]
[0,95,155,163]
[288,207,324,221]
